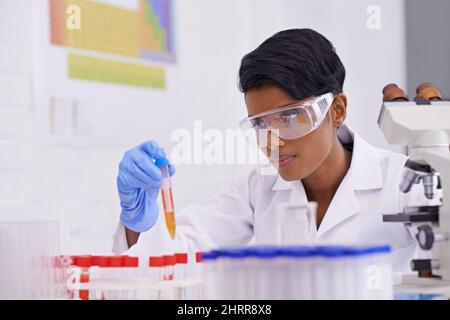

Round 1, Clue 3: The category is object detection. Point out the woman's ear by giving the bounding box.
[331,93,347,128]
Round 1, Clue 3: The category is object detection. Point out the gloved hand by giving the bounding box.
[117,140,175,232]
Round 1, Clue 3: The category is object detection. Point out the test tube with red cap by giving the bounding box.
[70,255,78,269]
[75,255,91,300]
[124,256,139,299]
[149,256,164,278]
[124,256,139,277]
[149,256,164,299]
[175,253,188,299]
[162,255,176,300]
[66,256,79,299]
[52,255,71,299]
[195,252,204,299]
[50,256,60,297]
[97,256,111,300]
[175,253,188,279]
[163,255,176,281]
[107,256,124,299]
[194,252,203,277]
[87,256,101,300]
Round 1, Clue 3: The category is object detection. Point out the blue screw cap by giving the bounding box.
[155,157,169,168]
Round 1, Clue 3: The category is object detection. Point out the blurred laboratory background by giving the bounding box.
[0,0,449,255]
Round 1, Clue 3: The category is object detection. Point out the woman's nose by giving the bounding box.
[267,130,286,151]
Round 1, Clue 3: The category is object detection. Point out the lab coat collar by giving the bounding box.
[271,124,384,239]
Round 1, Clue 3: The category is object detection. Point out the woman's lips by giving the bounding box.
[277,155,296,168]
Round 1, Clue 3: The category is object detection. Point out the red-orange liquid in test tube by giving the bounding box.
[155,158,176,239]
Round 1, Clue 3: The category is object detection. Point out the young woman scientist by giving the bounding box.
[113,29,416,274]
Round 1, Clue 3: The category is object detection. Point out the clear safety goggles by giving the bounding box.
[239,92,335,140]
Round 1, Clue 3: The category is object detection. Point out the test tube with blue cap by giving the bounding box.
[155,157,176,239]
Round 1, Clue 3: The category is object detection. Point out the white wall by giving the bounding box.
[0,0,407,254]
[0,0,34,212]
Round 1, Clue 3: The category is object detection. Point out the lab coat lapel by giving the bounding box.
[316,126,384,239]
[315,172,360,239]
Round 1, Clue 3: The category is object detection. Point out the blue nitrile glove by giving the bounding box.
[117,141,175,232]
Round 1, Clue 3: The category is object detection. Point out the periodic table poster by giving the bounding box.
[49,0,175,89]
[31,0,182,148]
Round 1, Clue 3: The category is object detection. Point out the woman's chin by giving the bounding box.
[277,167,308,181]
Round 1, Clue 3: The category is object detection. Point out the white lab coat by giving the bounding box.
[113,125,416,274]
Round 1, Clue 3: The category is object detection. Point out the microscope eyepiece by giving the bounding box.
[415,82,442,101]
[382,83,409,102]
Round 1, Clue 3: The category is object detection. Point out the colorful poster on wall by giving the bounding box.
[49,0,175,89]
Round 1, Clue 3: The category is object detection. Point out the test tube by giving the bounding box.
[174,253,188,279]
[155,157,176,239]
[51,256,64,299]
[279,246,314,300]
[247,247,279,300]
[108,256,124,299]
[364,245,393,300]
[148,256,164,299]
[201,252,219,300]
[378,246,393,300]
[97,256,110,300]
[174,253,188,299]
[89,256,100,300]
[124,256,139,277]
[68,255,79,299]
[212,249,226,299]
[194,251,203,278]
[188,252,204,300]
[319,247,347,300]
[75,256,91,300]
[224,249,247,300]
[124,256,139,299]
[163,255,176,281]
[241,248,258,300]
[163,255,176,300]
[340,247,356,300]
[356,246,381,300]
